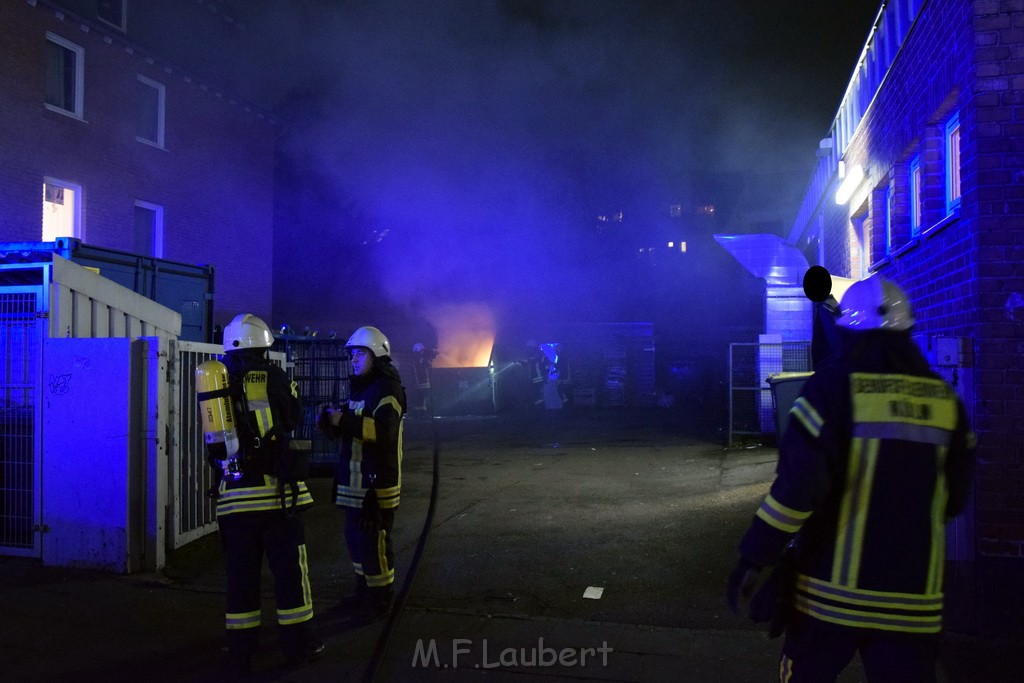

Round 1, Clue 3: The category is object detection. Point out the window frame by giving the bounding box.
[42,177,84,241]
[884,182,895,256]
[909,155,922,238]
[97,0,127,32]
[134,200,165,258]
[945,112,961,214]
[44,32,85,119]
[135,74,166,148]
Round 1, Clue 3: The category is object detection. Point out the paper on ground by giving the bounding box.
[583,586,604,600]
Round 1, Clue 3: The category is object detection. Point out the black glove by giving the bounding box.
[726,557,764,615]
[358,489,382,533]
[316,406,336,437]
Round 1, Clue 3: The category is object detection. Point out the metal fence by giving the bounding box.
[727,341,812,446]
[273,337,351,469]
[0,291,43,556]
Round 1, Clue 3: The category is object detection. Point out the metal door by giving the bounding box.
[0,289,44,556]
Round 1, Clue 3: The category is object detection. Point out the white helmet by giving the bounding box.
[223,313,274,352]
[346,326,391,358]
[837,275,915,331]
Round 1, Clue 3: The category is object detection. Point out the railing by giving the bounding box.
[788,0,926,246]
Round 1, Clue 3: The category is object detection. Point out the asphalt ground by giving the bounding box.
[2,409,1022,681]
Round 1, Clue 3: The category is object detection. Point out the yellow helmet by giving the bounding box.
[223,313,274,352]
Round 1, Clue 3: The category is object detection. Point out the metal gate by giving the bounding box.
[0,290,44,556]
[167,341,288,549]
[727,340,811,446]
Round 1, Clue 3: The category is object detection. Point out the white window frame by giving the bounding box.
[136,74,166,148]
[884,183,895,256]
[134,200,165,258]
[97,0,127,32]
[42,177,83,241]
[909,155,922,238]
[45,32,85,119]
[945,112,961,214]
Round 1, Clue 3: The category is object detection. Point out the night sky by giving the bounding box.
[141,1,883,338]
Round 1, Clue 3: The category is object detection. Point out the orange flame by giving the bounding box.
[425,303,495,368]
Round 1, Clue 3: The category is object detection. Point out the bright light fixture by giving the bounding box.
[835,163,865,205]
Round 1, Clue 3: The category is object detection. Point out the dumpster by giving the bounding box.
[766,371,814,437]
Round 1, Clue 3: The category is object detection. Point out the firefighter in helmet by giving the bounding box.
[318,325,407,622]
[213,313,323,672]
[727,275,975,681]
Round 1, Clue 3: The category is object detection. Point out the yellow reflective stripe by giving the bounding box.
[376,484,401,509]
[794,595,942,633]
[928,446,949,593]
[833,438,878,586]
[216,480,313,516]
[797,574,943,610]
[791,396,823,438]
[780,655,794,683]
[376,395,403,415]
[850,373,957,430]
[349,443,363,489]
[366,568,396,587]
[226,610,261,630]
[289,380,299,399]
[361,416,377,442]
[275,546,313,626]
[754,493,811,533]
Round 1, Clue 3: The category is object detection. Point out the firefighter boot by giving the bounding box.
[338,575,368,610]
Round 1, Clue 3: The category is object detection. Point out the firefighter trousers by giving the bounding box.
[343,506,396,590]
[779,612,939,682]
[218,511,315,657]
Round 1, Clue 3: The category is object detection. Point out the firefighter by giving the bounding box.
[213,313,323,672]
[318,325,407,622]
[727,275,975,681]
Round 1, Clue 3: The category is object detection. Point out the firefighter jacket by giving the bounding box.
[334,360,407,510]
[215,351,313,517]
[739,334,975,634]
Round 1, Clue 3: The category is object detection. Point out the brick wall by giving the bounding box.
[821,0,1024,558]
[0,1,278,327]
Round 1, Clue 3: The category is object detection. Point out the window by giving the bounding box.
[45,33,84,118]
[946,112,961,213]
[134,201,164,257]
[136,75,166,147]
[884,183,895,255]
[909,155,922,238]
[42,178,82,241]
[97,0,126,32]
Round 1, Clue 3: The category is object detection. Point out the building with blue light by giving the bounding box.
[783,0,1024,631]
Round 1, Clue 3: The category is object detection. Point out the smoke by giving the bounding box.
[234,0,880,336]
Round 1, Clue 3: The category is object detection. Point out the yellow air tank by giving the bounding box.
[195,359,241,479]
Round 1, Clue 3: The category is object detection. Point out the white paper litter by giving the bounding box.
[583,586,604,600]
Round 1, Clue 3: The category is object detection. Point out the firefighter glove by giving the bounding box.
[726,557,764,616]
[359,489,382,533]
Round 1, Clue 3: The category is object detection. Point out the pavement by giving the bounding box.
[2,409,1023,682]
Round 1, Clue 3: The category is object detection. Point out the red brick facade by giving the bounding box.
[806,0,1024,560]
[0,0,278,327]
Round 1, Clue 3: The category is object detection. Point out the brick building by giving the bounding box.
[786,0,1024,630]
[0,0,278,327]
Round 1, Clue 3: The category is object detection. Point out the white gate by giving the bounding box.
[0,289,44,557]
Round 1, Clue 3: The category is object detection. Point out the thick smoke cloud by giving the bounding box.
[230,0,879,337]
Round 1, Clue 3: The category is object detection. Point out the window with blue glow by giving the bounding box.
[945,112,961,214]
[909,155,921,238]
[884,182,895,256]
